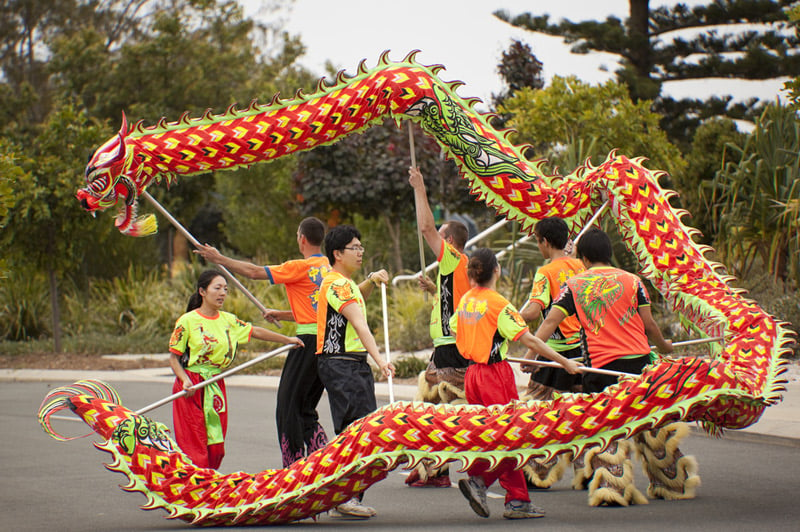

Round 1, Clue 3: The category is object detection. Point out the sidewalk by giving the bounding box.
[3,355,798,445]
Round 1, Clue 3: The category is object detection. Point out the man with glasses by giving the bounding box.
[316,224,395,519]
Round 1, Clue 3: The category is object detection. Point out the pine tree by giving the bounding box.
[495,0,799,146]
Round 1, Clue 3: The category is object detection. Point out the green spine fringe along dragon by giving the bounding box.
[40,51,791,525]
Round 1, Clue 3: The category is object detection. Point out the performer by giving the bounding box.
[316,224,396,519]
[518,217,585,488]
[450,248,582,520]
[536,228,699,505]
[168,269,303,469]
[406,166,470,488]
[194,218,332,468]
[521,216,585,397]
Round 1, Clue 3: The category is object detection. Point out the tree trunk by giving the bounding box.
[628,0,651,78]
[48,266,62,353]
[171,231,190,277]
[382,214,404,273]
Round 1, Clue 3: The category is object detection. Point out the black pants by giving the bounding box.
[317,353,377,435]
[431,342,470,369]
[531,345,583,391]
[582,354,650,393]
[276,334,328,467]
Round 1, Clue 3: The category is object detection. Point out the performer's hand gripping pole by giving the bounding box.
[143,191,269,316]
[507,357,636,378]
[380,282,395,402]
[136,345,294,415]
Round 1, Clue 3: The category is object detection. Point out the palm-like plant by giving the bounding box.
[707,103,800,285]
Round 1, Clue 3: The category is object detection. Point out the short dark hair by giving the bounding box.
[324,224,361,265]
[467,248,498,286]
[299,217,325,246]
[534,217,569,250]
[443,220,468,250]
[576,228,613,264]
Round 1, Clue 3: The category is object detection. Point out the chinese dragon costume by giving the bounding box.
[39,51,792,525]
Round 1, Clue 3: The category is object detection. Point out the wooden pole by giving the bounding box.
[408,122,427,298]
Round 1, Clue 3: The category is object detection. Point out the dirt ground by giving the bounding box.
[0,352,169,371]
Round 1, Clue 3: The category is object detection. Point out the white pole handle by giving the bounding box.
[380,282,395,403]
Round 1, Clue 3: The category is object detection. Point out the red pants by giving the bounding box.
[465,361,530,504]
[172,372,227,469]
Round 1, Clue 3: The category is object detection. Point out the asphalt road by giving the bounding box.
[2,380,799,532]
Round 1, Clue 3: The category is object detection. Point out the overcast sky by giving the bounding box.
[240,0,788,110]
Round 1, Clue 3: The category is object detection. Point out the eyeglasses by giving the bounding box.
[343,245,365,253]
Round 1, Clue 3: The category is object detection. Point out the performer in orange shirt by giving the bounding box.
[450,248,581,520]
[535,228,698,507]
[194,217,332,468]
[521,217,585,398]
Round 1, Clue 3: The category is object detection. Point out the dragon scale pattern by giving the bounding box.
[41,51,792,525]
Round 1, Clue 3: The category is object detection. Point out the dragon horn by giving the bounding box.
[109,112,129,164]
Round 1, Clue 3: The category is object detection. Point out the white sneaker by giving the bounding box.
[330,497,376,519]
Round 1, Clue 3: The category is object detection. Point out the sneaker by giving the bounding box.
[458,477,490,518]
[331,498,376,519]
[503,500,545,519]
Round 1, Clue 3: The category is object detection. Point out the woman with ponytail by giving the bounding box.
[168,269,304,469]
[450,249,583,520]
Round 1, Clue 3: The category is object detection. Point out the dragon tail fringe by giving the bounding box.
[587,440,648,507]
[633,422,701,500]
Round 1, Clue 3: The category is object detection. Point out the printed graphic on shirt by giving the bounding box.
[571,275,624,334]
[307,263,329,311]
[316,273,366,355]
[529,277,547,300]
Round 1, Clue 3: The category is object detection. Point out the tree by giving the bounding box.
[500,75,686,177]
[706,102,800,284]
[491,39,545,128]
[1,103,120,351]
[293,120,481,272]
[496,0,799,145]
[681,118,745,242]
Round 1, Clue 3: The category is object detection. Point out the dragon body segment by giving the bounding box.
[50,52,793,525]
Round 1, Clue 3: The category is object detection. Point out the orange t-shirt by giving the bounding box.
[527,256,584,346]
[553,267,651,368]
[450,287,527,365]
[266,255,331,334]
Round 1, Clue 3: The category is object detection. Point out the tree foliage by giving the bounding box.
[500,75,686,177]
[706,103,800,284]
[495,0,799,145]
[293,120,484,272]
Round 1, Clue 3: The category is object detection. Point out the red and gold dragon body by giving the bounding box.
[43,52,792,525]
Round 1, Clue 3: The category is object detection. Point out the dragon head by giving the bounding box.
[77,113,156,236]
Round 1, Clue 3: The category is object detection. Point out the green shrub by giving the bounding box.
[0,270,51,340]
[392,353,428,379]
